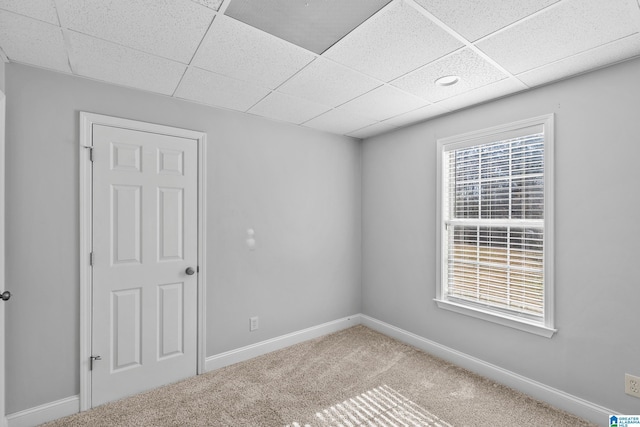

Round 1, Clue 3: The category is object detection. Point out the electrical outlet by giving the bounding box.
[250,316,259,332]
[625,373,640,398]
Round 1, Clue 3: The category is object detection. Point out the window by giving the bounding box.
[436,115,556,337]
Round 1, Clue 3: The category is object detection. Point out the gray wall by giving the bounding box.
[4,63,362,413]
[362,57,640,415]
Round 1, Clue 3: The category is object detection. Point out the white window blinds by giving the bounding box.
[436,114,555,336]
[443,134,545,318]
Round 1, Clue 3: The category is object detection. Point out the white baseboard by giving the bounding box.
[6,314,613,427]
[360,315,613,426]
[205,314,362,372]
[7,396,79,427]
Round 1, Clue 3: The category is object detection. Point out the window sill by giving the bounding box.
[434,299,557,338]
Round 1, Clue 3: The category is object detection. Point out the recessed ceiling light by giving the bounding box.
[435,75,460,87]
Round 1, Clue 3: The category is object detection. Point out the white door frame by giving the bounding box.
[1,88,7,427]
[79,112,207,411]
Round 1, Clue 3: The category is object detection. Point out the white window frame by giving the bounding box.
[435,114,556,338]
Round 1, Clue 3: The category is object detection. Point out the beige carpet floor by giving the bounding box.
[43,325,596,426]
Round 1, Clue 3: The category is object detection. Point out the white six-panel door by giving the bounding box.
[91,124,198,407]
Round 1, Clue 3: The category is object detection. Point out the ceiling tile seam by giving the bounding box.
[378,81,439,104]
[514,33,640,78]
[299,108,339,127]
[185,14,219,67]
[1,59,77,76]
[251,91,335,115]
[222,14,323,59]
[438,89,530,119]
[508,75,532,90]
[310,55,386,86]
[268,56,322,93]
[403,0,475,47]
[45,4,203,67]
[60,28,191,67]
[4,50,275,123]
[244,90,275,113]
[217,0,233,15]
[431,75,515,104]
[514,32,640,77]
[376,104,448,126]
[467,47,529,90]
[188,64,273,95]
[0,7,59,26]
[470,0,572,45]
[316,0,401,55]
[172,91,231,110]
[348,121,397,137]
[385,46,467,95]
[187,19,322,91]
[467,1,568,44]
[328,83,386,111]
[404,0,528,90]
[60,28,76,74]
[170,66,192,98]
[50,0,68,28]
[405,45,468,78]
[336,111,381,124]
[188,0,220,12]
[383,46,514,102]
[50,0,63,26]
[298,105,379,129]
[320,0,404,57]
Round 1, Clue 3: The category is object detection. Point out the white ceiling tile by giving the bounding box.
[384,103,450,127]
[192,15,315,90]
[337,85,428,121]
[175,67,271,112]
[277,57,382,107]
[347,121,398,139]
[517,34,640,87]
[0,10,70,73]
[66,31,186,95]
[414,0,560,42]
[323,0,463,82]
[190,0,223,11]
[435,78,524,112]
[392,48,509,102]
[476,0,640,74]
[0,0,59,24]
[56,0,214,63]
[248,91,331,125]
[303,109,377,135]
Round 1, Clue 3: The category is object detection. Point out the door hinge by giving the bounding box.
[90,355,102,370]
[88,147,94,162]
[89,252,94,266]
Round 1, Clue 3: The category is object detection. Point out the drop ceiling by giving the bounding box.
[1,0,639,139]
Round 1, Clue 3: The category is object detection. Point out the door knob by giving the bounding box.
[185,267,195,276]
[1,291,10,301]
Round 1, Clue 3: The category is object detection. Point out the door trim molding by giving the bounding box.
[1,88,7,427]
[79,112,207,411]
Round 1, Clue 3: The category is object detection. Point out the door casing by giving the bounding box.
[1,88,7,427]
[79,112,207,411]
